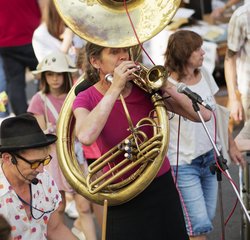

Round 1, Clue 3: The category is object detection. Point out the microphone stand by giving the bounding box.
[191,100,250,240]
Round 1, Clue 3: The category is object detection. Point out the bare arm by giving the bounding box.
[74,61,137,145]
[47,210,77,240]
[228,132,246,167]
[33,114,47,131]
[74,86,121,145]
[37,0,48,14]
[211,0,240,19]
[224,48,244,122]
[161,82,211,122]
[60,28,74,53]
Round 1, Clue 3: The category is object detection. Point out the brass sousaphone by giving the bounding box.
[54,0,181,206]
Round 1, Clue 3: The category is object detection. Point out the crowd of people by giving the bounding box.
[0,0,250,240]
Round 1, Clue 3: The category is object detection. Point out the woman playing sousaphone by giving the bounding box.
[72,42,211,240]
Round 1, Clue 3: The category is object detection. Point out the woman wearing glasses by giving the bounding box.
[0,113,77,239]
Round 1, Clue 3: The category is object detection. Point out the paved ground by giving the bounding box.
[208,162,245,240]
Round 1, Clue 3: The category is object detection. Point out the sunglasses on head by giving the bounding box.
[12,153,52,169]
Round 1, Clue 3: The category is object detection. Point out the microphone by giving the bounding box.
[31,178,39,185]
[176,82,212,111]
[14,163,39,185]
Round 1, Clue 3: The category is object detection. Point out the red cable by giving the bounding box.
[123,0,155,66]
[123,0,240,235]
[175,116,181,184]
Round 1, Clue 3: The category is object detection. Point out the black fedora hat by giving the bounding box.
[0,113,57,152]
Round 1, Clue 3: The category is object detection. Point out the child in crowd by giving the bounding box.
[75,47,104,230]
[28,51,97,240]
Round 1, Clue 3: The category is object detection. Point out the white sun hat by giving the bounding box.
[32,51,78,74]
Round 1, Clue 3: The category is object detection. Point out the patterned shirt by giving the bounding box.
[0,167,61,240]
[227,3,250,95]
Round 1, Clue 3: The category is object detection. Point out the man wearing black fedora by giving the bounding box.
[0,113,77,240]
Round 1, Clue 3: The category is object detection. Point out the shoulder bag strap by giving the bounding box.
[38,91,59,122]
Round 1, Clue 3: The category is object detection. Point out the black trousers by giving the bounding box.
[0,44,38,115]
[106,170,189,240]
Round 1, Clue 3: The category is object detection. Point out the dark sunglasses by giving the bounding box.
[13,153,52,169]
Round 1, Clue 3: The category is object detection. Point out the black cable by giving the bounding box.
[17,184,54,220]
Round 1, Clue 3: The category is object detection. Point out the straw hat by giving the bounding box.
[32,51,78,74]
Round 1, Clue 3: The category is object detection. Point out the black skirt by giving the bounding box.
[106,170,189,240]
